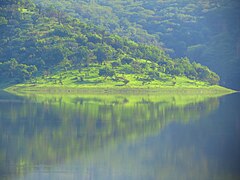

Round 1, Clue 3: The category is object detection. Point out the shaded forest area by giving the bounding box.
[32,0,239,89]
[0,0,239,88]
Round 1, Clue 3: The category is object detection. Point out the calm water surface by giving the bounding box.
[0,91,239,180]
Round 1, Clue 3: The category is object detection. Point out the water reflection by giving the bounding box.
[0,92,239,179]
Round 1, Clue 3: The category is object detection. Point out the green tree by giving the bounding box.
[94,44,114,64]
[0,17,8,26]
[98,67,115,79]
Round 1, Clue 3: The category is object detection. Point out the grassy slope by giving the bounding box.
[1,3,227,94]
[5,62,236,95]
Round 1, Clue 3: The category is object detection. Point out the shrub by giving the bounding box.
[121,57,134,64]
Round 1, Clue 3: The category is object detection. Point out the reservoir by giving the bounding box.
[0,91,239,180]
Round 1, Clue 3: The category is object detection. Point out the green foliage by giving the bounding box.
[121,57,134,65]
[0,58,37,83]
[0,17,8,26]
[148,71,160,80]
[98,67,115,78]
[193,62,220,85]
[118,64,135,74]
[75,34,88,45]
[50,25,71,37]
[94,44,114,64]
[187,44,206,60]
[0,0,222,87]
[87,33,102,43]
[111,61,120,68]
[23,0,238,88]
[69,46,90,65]
[43,47,64,66]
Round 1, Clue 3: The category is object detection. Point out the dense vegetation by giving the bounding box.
[27,0,239,89]
[0,0,225,88]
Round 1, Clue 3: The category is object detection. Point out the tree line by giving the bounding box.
[0,0,220,85]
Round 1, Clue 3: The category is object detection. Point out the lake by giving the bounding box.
[0,91,240,180]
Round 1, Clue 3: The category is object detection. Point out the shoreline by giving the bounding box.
[4,84,236,96]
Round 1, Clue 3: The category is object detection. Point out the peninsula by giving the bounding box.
[0,0,236,95]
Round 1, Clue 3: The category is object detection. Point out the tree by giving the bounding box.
[43,47,64,66]
[87,33,102,43]
[94,44,114,64]
[0,17,8,26]
[69,46,90,65]
[98,67,115,79]
[0,58,37,82]
[121,57,134,64]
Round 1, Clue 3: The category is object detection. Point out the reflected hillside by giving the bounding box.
[0,93,219,179]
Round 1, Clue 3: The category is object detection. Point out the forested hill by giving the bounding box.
[0,0,221,87]
[24,0,239,89]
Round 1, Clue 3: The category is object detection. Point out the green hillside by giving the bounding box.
[0,0,230,91]
[23,0,239,89]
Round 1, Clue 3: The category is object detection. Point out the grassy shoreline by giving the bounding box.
[4,83,236,96]
[3,66,236,96]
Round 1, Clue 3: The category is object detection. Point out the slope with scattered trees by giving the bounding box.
[25,0,239,89]
[0,0,222,89]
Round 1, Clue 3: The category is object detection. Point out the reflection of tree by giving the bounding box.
[0,94,219,178]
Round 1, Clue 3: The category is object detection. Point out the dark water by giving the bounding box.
[0,91,240,180]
